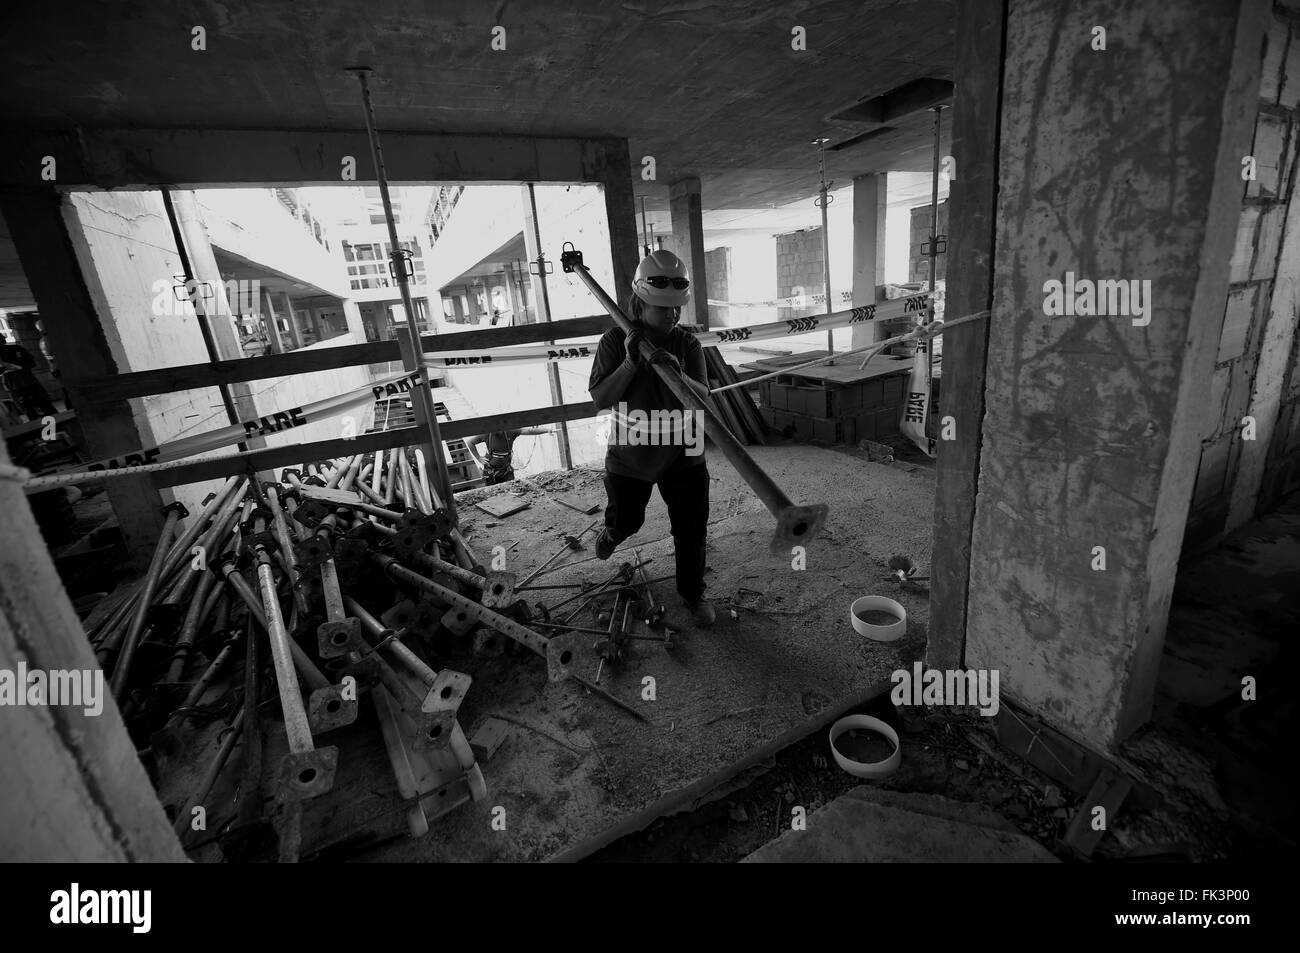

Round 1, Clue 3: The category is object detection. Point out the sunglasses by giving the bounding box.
[644,276,690,290]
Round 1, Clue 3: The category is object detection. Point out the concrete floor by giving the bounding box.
[154,438,937,862]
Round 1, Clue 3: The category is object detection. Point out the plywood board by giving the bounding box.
[475,495,531,518]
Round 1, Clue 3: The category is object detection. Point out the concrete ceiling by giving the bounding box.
[0,0,955,214]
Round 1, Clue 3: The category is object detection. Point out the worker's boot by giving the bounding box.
[595,527,618,560]
[683,597,715,628]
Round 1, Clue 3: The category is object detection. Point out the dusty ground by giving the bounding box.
[589,490,1300,864]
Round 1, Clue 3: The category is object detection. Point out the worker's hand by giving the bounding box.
[648,348,680,372]
[624,328,646,365]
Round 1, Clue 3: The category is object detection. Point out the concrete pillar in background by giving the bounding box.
[281,292,304,350]
[669,176,709,328]
[850,173,888,349]
[261,289,285,354]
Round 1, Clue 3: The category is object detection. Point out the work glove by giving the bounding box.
[648,349,681,373]
[624,328,647,366]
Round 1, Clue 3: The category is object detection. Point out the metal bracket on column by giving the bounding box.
[276,747,339,803]
[317,616,366,659]
[307,683,359,734]
[439,605,477,637]
[391,510,435,557]
[773,504,831,553]
[419,670,472,747]
[479,570,516,610]
[546,633,578,681]
[382,600,420,632]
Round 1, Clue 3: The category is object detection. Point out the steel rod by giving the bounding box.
[111,503,185,700]
[373,554,573,679]
[349,67,458,523]
[253,548,314,755]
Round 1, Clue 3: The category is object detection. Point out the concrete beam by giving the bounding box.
[670,176,710,328]
[964,0,1268,749]
[0,129,623,189]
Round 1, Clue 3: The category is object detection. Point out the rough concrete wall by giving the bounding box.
[965,0,1261,749]
[775,228,825,320]
[908,200,949,284]
[247,334,373,456]
[1187,9,1300,545]
[66,191,227,520]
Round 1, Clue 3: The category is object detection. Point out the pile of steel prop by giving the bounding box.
[86,444,590,861]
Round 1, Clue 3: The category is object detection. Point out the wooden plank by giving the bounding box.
[0,129,618,190]
[150,401,599,488]
[925,0,1006,671]
[69,315,613,405]
[555,494,601,515]
[708,346,767,446]
[475,495,531,518]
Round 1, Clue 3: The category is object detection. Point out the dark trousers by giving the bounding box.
[603,463,709,601]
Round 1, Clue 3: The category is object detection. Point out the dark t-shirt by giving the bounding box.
[588,324,708,481]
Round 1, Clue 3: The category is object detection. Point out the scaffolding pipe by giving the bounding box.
[348,67,458,524]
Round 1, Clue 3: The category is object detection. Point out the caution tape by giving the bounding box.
[38,368,426,480]
[418,293,932,367]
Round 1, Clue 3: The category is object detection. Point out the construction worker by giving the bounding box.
[588,250,715,628]
[0,335,57,421]
[472,429,525,484]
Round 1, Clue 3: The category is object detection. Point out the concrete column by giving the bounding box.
[261,289,285,354]
[0,188,168,559]
[962,0,1268,750]
[850,173,889,348]
[281,292,304,350]
[0,437,186,861]
[301,307,321,344]
[669,176,709,328]
[340,298,365,341]
[170,190,264,440]
[928,2,1003,672]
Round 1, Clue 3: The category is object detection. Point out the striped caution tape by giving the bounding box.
[418,293,932,367]
[28,368,426,484]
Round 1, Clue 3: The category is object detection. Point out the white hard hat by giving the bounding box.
[633,250,691,307]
